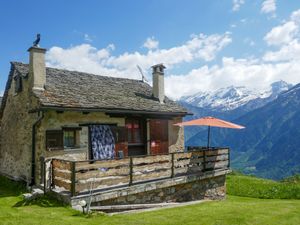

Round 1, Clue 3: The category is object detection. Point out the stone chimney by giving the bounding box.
[28,46,46,90]
[152,64,166,103]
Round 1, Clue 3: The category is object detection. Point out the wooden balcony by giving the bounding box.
[47,147,230,197]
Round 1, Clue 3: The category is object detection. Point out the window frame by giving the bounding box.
[63,129,77,149]
[46,127,81,151]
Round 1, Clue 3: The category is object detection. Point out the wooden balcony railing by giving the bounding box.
[48,148,229,197]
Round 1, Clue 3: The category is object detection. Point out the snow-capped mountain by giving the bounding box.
[186,81,300,180]
[180,80,292,112]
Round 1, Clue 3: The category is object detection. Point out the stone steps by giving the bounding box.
[90,199,210,214]
[90,202,179,213]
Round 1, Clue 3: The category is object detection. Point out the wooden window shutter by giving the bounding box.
[46,130,63,150]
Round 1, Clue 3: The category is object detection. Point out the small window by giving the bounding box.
[64,130,76,148]
[46,128,80,150]
[14,76,22,93]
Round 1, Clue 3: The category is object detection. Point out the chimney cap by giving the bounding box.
[152,63,166,75]
[27,46,47,52]
[151,63,166,69]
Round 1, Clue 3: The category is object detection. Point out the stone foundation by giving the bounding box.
[93,175,226,206]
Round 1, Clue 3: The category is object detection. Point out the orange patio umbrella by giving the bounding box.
[175,116,245,149]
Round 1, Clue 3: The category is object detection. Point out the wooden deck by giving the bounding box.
[48,148,230,197]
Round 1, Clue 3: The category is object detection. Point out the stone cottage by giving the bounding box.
[0,45,188,186]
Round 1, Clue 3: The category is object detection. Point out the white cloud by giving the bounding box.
[264,21,298,46]
[291,9,300,22]
[143,37,159,50]
[263,9,300,61]
[46,32,232,81]
[261,0,276,16]
[46,44,123,78]
[46,39,300,100]
[164,9,300,100]
[263,40,300,62]
[232,0,245,12]
[151,9,300,99]
[240,18,247,23]
[230,23,237,28]
[45,10,300,101]
[165,57,300,99]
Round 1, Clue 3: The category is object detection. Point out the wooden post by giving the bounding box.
[43,158,46,194]
[171,153,174,178]
[51,159,55,190]
[129,157,133,185]
[228,148,230,169]
[203,150,206,172]
[207,126,211,149]
[71,161,76,197]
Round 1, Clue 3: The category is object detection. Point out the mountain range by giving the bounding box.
[180,80,292,115]
[179,80,300,180]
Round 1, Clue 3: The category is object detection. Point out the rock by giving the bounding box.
[127,195,136,202]
[72,204,83,212]
[158,191,164,197]
[22,193,33,200]
[32,188,44,196]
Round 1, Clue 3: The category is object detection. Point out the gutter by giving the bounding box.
[30,111,44,186]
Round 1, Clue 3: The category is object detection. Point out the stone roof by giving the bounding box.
[10,62,187,115]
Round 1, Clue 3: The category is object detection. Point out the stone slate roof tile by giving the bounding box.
[12,62,187,115]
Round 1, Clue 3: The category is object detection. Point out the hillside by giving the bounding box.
[187,84,300,180]
[227,173,300,199]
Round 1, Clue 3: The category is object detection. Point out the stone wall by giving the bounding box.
[0,67,40,182]
[93,175,226,206]
[34,111,125,184]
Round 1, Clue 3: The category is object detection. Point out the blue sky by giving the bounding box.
[1,0,300,99]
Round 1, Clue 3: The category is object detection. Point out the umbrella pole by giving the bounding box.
[207,126,210,150]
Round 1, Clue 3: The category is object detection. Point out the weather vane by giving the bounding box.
[33,33,41,47]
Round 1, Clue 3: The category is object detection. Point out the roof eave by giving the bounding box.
[36,105,189,117]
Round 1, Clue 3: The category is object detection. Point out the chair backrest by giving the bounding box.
[118,150,124,159]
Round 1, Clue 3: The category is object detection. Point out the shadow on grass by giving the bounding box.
[0,175,67,208]
[71,211,100,218]
[13,194,66,208]
[0,176,27,198]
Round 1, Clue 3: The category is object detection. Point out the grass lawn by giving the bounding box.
[227,173,300,199]
[0,175,300,225]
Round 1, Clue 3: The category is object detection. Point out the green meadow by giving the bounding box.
[0,173,299,225]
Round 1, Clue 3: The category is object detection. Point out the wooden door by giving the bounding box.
[150,119,169,155]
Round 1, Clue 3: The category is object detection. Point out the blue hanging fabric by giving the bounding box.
[89,125,115,160]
